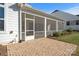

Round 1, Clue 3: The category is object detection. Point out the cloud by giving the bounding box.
[63,6,79,15]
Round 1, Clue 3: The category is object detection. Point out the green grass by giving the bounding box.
[57,32,79,45]
[56,32,79,56]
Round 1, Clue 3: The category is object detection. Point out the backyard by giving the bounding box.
[54,32,79,56]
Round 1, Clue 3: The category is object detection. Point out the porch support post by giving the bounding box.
[33,16,35,39]
[56,20,58,32]
[45,17,47,38]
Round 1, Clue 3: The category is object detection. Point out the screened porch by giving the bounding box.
[21,12,59,41]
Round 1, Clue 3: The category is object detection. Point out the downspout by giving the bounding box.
[18,4,22,42]
[18,4,25,43]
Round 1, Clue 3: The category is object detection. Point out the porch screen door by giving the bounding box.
[25,18,34,40]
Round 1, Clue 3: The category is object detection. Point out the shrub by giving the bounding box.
[62,31,67,35]
[61,32,64,35]
[53,32,61,37]
[47,35,51,38]
[66,28,73,33]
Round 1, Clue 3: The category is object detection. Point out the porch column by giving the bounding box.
[45,17,47,38]
[56,20,58,32]
[33,16,35,39]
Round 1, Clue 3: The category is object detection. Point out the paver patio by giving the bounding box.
[7,38,77,56]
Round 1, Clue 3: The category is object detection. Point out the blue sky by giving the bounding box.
[29,3,79,14]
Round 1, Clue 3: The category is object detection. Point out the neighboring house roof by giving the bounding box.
[51,10,79,21]
[16,3,64,21]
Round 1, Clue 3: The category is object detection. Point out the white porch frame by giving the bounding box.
[45,17,47,38]
[20,11,59,41]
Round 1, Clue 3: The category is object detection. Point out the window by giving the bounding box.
[0,7,4,18]
[0,3,4,5]
[76,20,79,25]
[66,21,70,26]
[0,7,4,31]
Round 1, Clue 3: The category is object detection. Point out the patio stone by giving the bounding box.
[7,38,77,56]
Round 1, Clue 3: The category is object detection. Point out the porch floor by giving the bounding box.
[7,38,77,56]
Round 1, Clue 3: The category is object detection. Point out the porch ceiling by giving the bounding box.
[16,3,64,21]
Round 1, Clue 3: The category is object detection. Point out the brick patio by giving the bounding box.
[7,38,77,56]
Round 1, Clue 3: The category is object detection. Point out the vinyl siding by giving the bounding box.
[0,4,19,43]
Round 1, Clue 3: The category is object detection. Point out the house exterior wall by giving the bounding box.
[64,21,79,31]
[59,18,79,31]
[64,20,79,31]
[0,3,19,43]
[51,10,79,31]
[0,3,64,43]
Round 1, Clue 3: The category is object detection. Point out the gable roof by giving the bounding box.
[51,10,79,21]
[16,4,64,21]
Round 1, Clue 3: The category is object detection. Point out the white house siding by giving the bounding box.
[62,20,79,31]
[64,20,79,31]
[0,4,19,43]
[65,25,79,31]
[0,33,9,43]
[51,10,79,31]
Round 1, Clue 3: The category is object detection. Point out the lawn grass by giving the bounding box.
[56,32,79,56]
[57,32,79,45]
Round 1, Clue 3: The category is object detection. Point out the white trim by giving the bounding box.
[0,5,4,8]
[26,30,34,31]
[4,4,7,33]
[26,18,34,20]
[0,18,4,20]
[45,17,47,38]
[22,11,57,22]
[33,16,35,39]
[25,14,26,40]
